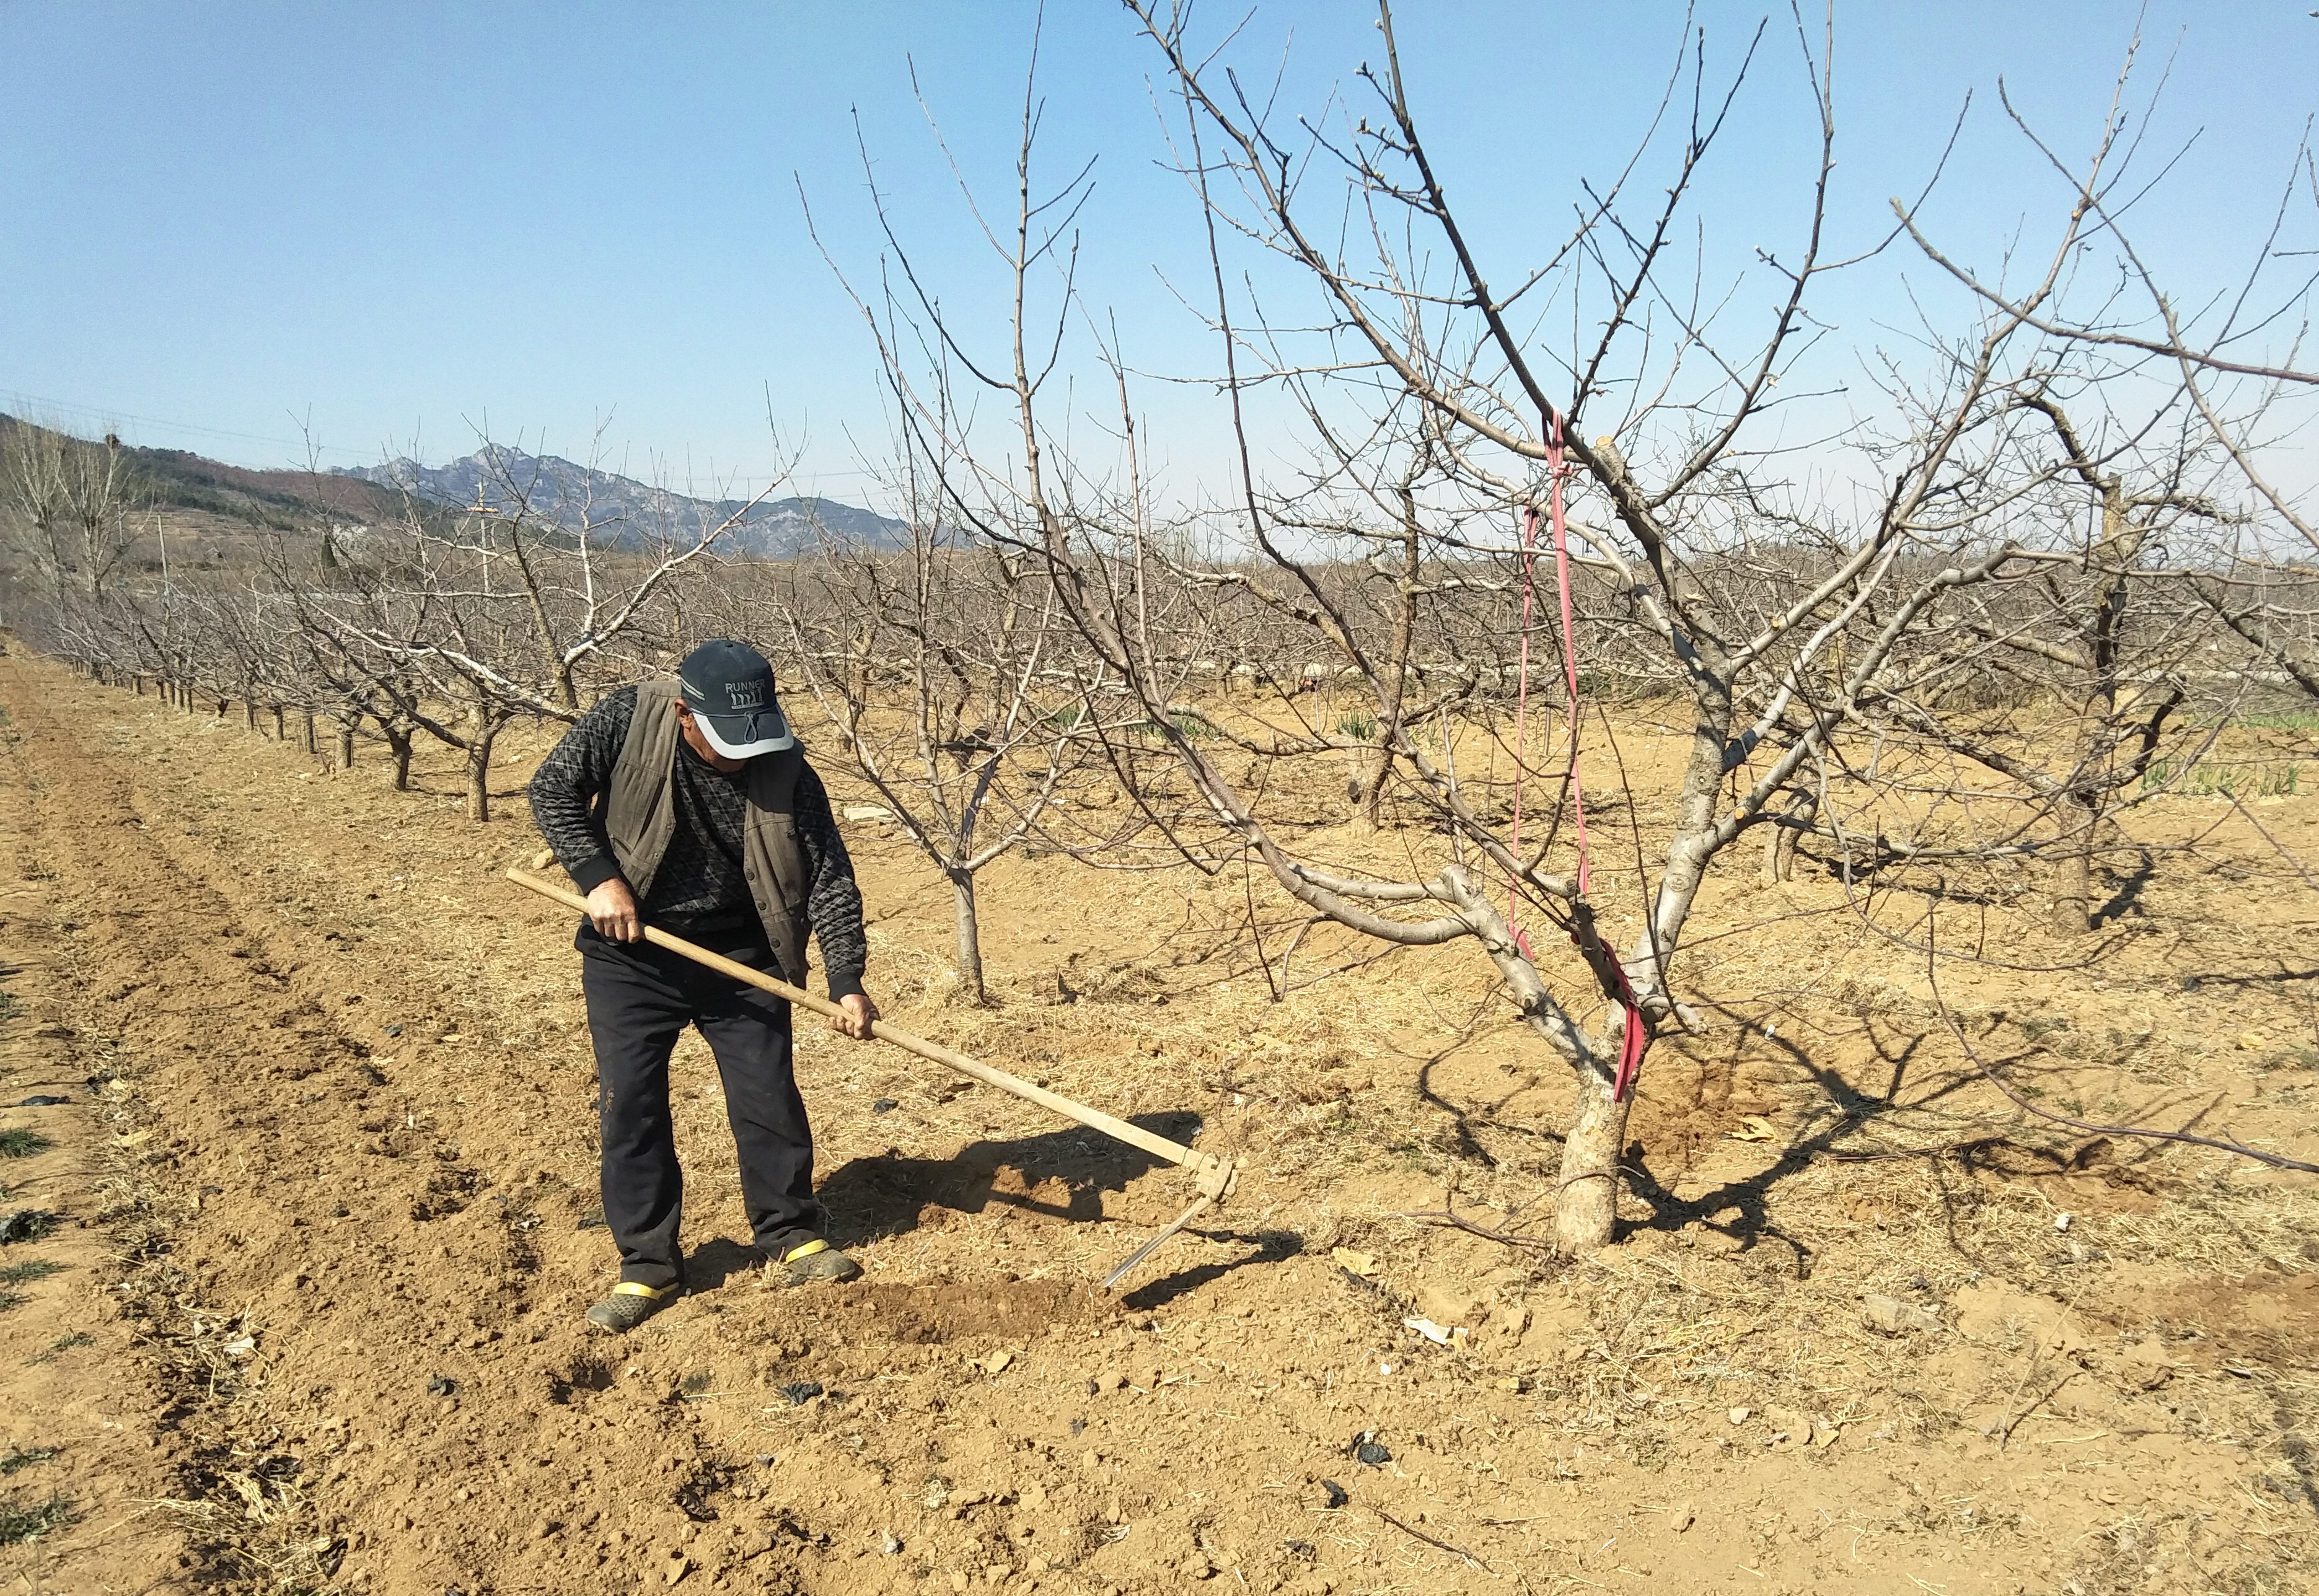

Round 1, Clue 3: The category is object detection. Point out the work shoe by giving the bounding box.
[584,1280,682,1333]
[773,1237,862,1287]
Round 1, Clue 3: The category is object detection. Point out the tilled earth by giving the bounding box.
[0,651,2314,1595]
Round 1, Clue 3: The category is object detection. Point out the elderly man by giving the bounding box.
[528,638,878,1331]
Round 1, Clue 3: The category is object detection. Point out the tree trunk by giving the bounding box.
[464,699,502,822]
[951,868,989,1004]
[389,735,413,791]
[1552,646,1735,1251]
[466,740,494,820]
[1554,1050,1634,1252]
[338,724,356,770]
[244,701,257,730]
[1762,789,1816,884]
[302,712,317,756]
[1349,742,1390,831]
[2053,481,2143,934]
[2050,795,2098,933]
[271,704,285,739]
[1438,864,1630,1252]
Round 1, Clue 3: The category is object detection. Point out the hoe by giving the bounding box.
[508,862,1238,1290]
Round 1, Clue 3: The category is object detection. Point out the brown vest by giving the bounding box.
[602,679,814,984]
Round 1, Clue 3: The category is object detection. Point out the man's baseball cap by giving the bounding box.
[677,639,794,758]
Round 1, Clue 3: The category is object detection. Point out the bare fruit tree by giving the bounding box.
[818,2,2304,1250]
[1,420,150,677]
[768,491,1111,1002]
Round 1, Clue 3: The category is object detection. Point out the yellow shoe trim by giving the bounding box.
[780,1239,830,1265]
[612,1281,678,1300]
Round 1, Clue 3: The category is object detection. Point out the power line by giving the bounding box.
[0,388,899,499]
[0,389,380,463]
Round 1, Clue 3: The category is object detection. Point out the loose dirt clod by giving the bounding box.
[1860,1294,1942,1335]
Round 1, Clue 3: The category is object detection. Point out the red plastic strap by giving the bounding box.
[1529,413,1650,1101]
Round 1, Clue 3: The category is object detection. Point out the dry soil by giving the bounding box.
[0,651,2314,1596]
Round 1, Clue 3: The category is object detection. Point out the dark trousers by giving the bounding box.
[578,923,821,1290]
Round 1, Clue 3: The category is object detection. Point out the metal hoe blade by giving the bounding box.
[1102,1152,1239,1292]
[1102,1196,1214,1292]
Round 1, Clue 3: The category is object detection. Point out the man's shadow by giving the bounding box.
[691,1110,1303,1306]
[812,1110,1204,1245]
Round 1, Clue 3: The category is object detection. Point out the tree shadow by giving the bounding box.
[1612,999,2015,1274]
[1416,1051,1498,1167]
[814,1110,1205,1248]
[1620,1138,1821,1277]
[2177,963,2319,991]
[2094,848,2157,927]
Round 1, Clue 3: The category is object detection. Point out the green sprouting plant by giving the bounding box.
[0,1129,50,1159]
[1335,712,1378,742]
[2141,758,2302,799]
[2233,707,2319,731]
[0,1262,63,1287]
[0,1448,55,1477]
[0,1214,55,1249]
[1129,712,1217,743]
[25,1335,90,1366]
[0,1491,73,1545]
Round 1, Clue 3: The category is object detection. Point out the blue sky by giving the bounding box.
[2,2,2312,507]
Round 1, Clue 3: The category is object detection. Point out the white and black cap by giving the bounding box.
[677,638,794,758]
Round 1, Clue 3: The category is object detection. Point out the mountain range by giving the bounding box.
[333,448,905,557]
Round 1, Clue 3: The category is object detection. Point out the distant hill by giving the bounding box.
[333,448,905,557]
[131,447,410,530]
[0,414,406,532]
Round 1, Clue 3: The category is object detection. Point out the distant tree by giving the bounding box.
[0,419,141,607]
[770,475,1115,1003]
